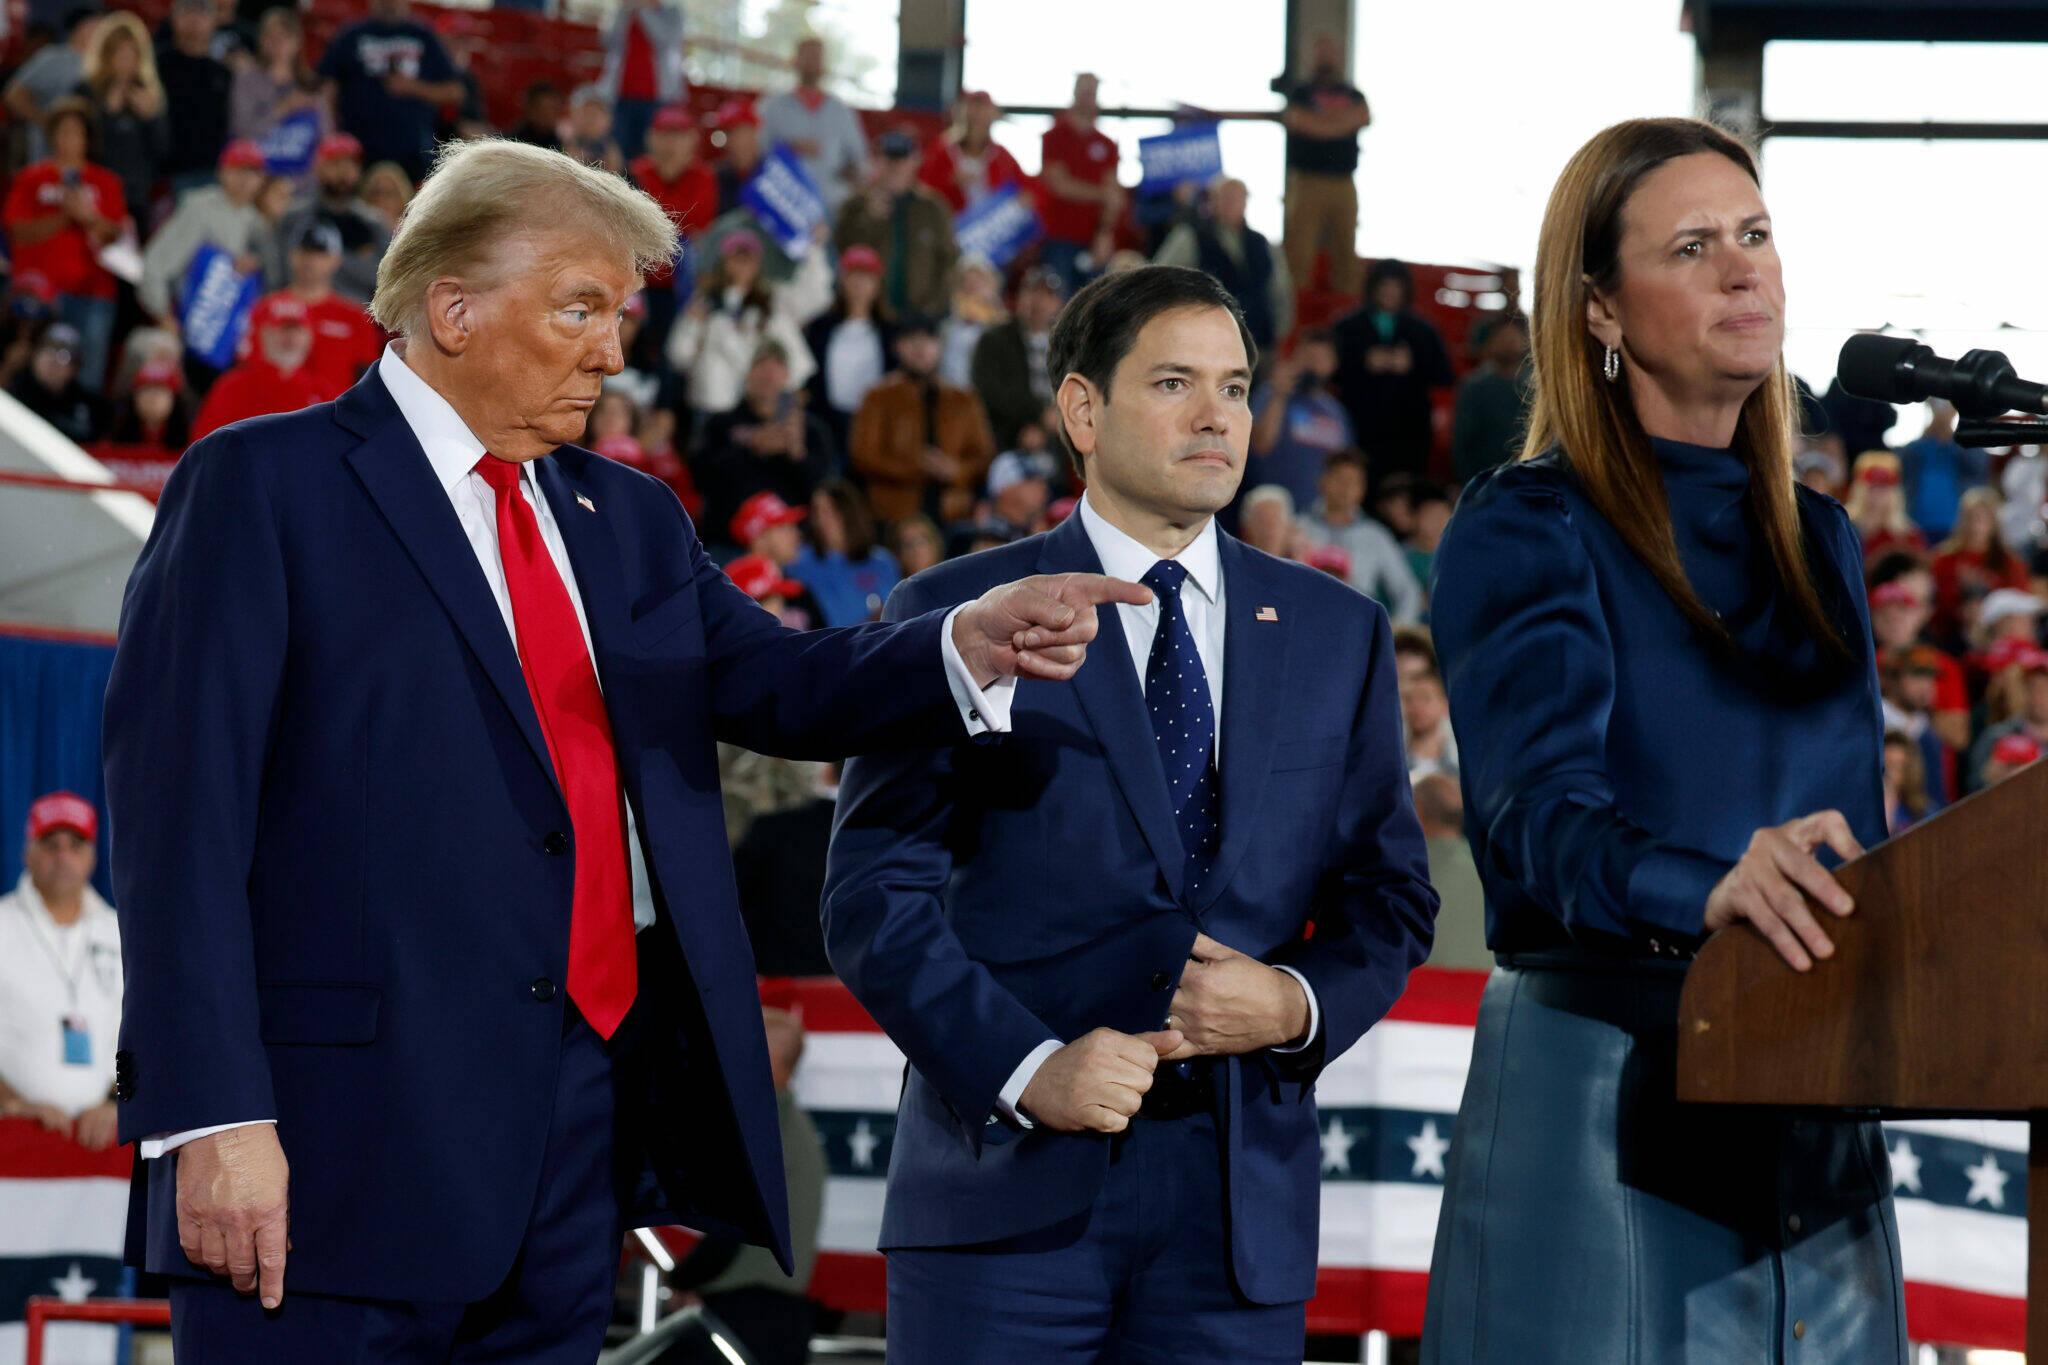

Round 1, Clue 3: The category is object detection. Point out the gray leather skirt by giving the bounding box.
[1420,954,1907,1364]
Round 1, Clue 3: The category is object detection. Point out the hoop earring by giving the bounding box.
[1603,345,1621,383]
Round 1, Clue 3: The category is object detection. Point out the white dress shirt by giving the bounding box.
[996,495,1319,1128]
[145,344,1007,1159]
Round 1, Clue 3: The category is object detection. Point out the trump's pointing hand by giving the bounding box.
[951,573,1153,685]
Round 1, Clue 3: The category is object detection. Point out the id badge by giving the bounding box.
[61,1016,91,1066]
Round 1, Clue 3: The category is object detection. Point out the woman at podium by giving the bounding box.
[1420,117,1907,1362]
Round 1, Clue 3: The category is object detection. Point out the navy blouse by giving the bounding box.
[1429,438,1886,957]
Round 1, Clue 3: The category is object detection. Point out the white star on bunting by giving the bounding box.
[1888,1137,1922,1194]
[1407,1119,1451,1180]
[847,1118,880,1172]
[51,1262,96,1303]
[1321,1116,1356,1174]
[1963,1153,2010,1209]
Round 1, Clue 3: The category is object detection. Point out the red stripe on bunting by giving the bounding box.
[1381,966,1490,1025]
[758,976,882,1033]
[760,967,1496,1034]
[1903,1281,2024,1352]
[1307,1266,1431,1336]
[0,1118,132,1178]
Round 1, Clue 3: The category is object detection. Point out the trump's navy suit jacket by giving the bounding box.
[103,367,964,1304]
[822,513,1437,1305]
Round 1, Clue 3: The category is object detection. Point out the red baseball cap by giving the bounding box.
[1992,733,2042,768]
[840,244,882,275]
[1046,496,1078,526]
[715,99,760,130]
[316,132,364,164]
[593,433,645,464]
[135,358,183,391]
[1982,635,2038,674]
[650,104,696,133]
[1300,543,1353,579]
[13,269,55,303]
[622,291,647,319]
[730,490,806,546]
[249,293,312,331]
[718,230,762,259]
[726,553,803,603]
[26,791,95,842]
[219,139,266,171]
[1868,582,1918,609]
[1856,461,1902,487]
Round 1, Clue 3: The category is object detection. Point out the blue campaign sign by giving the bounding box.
[259,108,323,178]
[741,146,827,257]
[179,243,262,370]
[1137,122,1223,194]
[953,185,1041,269]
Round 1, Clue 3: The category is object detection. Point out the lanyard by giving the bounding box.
[16,897,90,1014]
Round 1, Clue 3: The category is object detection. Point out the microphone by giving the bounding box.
[1836,333,2048,418]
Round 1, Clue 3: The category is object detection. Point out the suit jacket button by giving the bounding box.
[532,978,557,1002]
[543,831,569,856]
[1149,970,1171,991]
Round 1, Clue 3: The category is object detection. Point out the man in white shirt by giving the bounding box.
[0,791,121,1149]
[824,264,1437,1362]
[104,137,1144,1364]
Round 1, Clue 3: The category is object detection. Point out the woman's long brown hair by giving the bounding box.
[1521,117,1847,660]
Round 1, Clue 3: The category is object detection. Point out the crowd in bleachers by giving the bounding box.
[5,0,2047,871]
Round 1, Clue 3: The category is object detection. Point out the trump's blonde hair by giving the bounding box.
[370,139,679,337]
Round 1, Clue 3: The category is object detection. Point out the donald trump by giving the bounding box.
[104,138,1145,1362]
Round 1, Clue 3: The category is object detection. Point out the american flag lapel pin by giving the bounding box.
[1256,606,1280,622]
[575,492,596,513]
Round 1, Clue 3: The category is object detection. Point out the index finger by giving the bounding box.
[255,1216,288,1309]
[1808,809,1865,864]
[1064,573,1153,608]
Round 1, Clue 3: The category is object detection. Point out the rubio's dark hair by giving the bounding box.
[1045,264,1258,482]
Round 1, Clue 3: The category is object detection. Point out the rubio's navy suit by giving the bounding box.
[823,500,1438,1362]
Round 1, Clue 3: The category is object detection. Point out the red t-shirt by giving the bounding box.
[301,292,385,400]
[3,161,126,299]
[1039,118,1118,244]
[630,156,718,285]
[192,359,329,441]
[619,11,658,100]
[917,134,1028,213]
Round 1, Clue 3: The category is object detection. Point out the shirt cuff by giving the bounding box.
[938,603,1015,737]
[1269,965,1320,1053]
[139,1119,276,1160]
[994,1038,1063,1129]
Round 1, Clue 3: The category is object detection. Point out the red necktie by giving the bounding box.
[475,455,636,1038]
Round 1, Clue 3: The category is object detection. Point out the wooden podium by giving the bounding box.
[1678,758,2048,1355]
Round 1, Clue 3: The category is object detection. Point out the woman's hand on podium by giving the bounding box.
[1702,810,1863,972]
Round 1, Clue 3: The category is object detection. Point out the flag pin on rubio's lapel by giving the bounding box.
[575,492,596,513]
[1256,607,1280,622]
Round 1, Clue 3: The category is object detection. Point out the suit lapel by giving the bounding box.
[1037,516,1186,902]
[1192,533,1292,917]
[337,369,560,796]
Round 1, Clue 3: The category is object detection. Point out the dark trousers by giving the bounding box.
[169,1010,623,1363]
[884,1109,1306,1364]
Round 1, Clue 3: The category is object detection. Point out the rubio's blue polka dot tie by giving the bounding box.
[1142,559,1219,899]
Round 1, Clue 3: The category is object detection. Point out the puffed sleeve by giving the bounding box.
[1430,466,1731,947]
